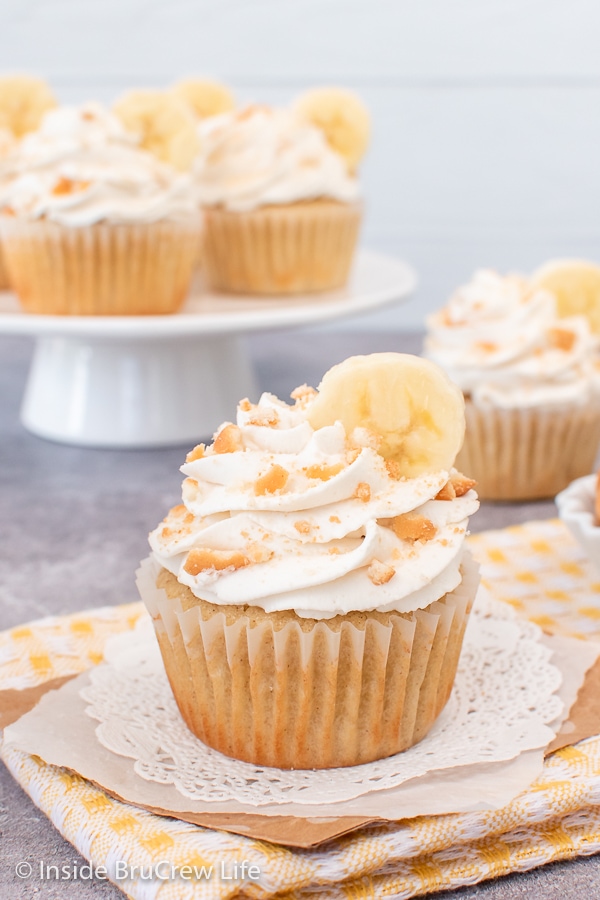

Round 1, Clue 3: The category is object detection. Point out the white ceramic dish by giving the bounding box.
[0,249,417,447]
[555,474,600,575]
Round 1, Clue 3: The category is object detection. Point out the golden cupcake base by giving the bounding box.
[457,399,600,501]
[202,200,362,295]
[0,216,200,316]
[143,555,479,770]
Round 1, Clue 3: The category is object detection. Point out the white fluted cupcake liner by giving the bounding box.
[137,552,480,770]
[456,399,600,501]
[202,200,362,295]
[0,215,200,315]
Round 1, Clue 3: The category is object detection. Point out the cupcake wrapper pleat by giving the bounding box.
[457,399,600,500]
[0,216,200,315]
[202,201,362,295]
[138,553,479,769]
[0,243,10,290]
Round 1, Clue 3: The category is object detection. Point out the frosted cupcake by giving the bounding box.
[194,101,365,294]
[425,270,600,500]
[0,75,57,290]
[0,127,17,290]
[140,353,480,769]
[0,103,200,315]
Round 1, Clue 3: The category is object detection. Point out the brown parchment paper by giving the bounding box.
[2,630,600,848]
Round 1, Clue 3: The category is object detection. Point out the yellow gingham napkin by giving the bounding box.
[1,519,600,899]
[469,518,600,639]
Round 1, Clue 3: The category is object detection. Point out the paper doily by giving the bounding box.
[81,594,563,807]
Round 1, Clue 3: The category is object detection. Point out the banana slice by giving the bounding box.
[532,259,600,333]
[307,353,465,478]
[171,78,235,120]
[0,74,56,138]
[292,86,370,171]
[113,89,199,171]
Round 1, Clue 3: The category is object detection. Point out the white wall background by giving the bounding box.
[1,0,599,330]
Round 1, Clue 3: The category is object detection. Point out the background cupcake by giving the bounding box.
[532,259,600,338]
[194,91,368,295]
[424,269,600,500]
[141,353,479,769]
[0,101,199,315]
[0,74,57,290]
[112,88,199,173]
[0,128,17,291]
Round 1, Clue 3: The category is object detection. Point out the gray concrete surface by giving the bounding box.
[1,330,599,899]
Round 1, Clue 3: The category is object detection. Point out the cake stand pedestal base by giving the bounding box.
[21,334,257,448]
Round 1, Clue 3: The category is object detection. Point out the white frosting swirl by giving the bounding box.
[0,103,198,226]
[149,392,478,619]
[424,269,598,408]
[193,105,360,212]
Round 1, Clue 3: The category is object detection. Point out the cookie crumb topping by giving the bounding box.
[254,464,289,495]
[368,559,396,585]
[391,514,437,543]
[184,548,251,575]
[213,423,244,454]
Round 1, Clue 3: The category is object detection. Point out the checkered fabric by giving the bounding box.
[1,519,600,899]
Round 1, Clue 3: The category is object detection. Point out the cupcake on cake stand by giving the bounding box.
[0,249,417,447]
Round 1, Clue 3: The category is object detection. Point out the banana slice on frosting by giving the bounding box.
[292,86,370,171]
[171,77,235,120]
[307,353,465,478]
[0,74,57,138]
[532,259,600,334]
[113,89,199,171]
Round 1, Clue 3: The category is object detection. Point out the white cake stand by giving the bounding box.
[0,249,417,447]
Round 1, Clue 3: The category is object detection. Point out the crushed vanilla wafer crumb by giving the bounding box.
[52,176,90,195]
[294,520,311,534]
[436,472,476,500]
[435,481,456,501]
[391,514,437,543]
[254,464,289,495]
[368,559,396,585]
[246,408,280,427]
[303,463,344,481]
[164,504,187,521]
[451,472,477,497]
[291,384,317,404]
[213,423,244,454]
[355,482,371,502]
[186,443,206,462]
[385,459,402,480]
[184,548,250,575]
[160,506,194,538]
[547,327,576,352]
